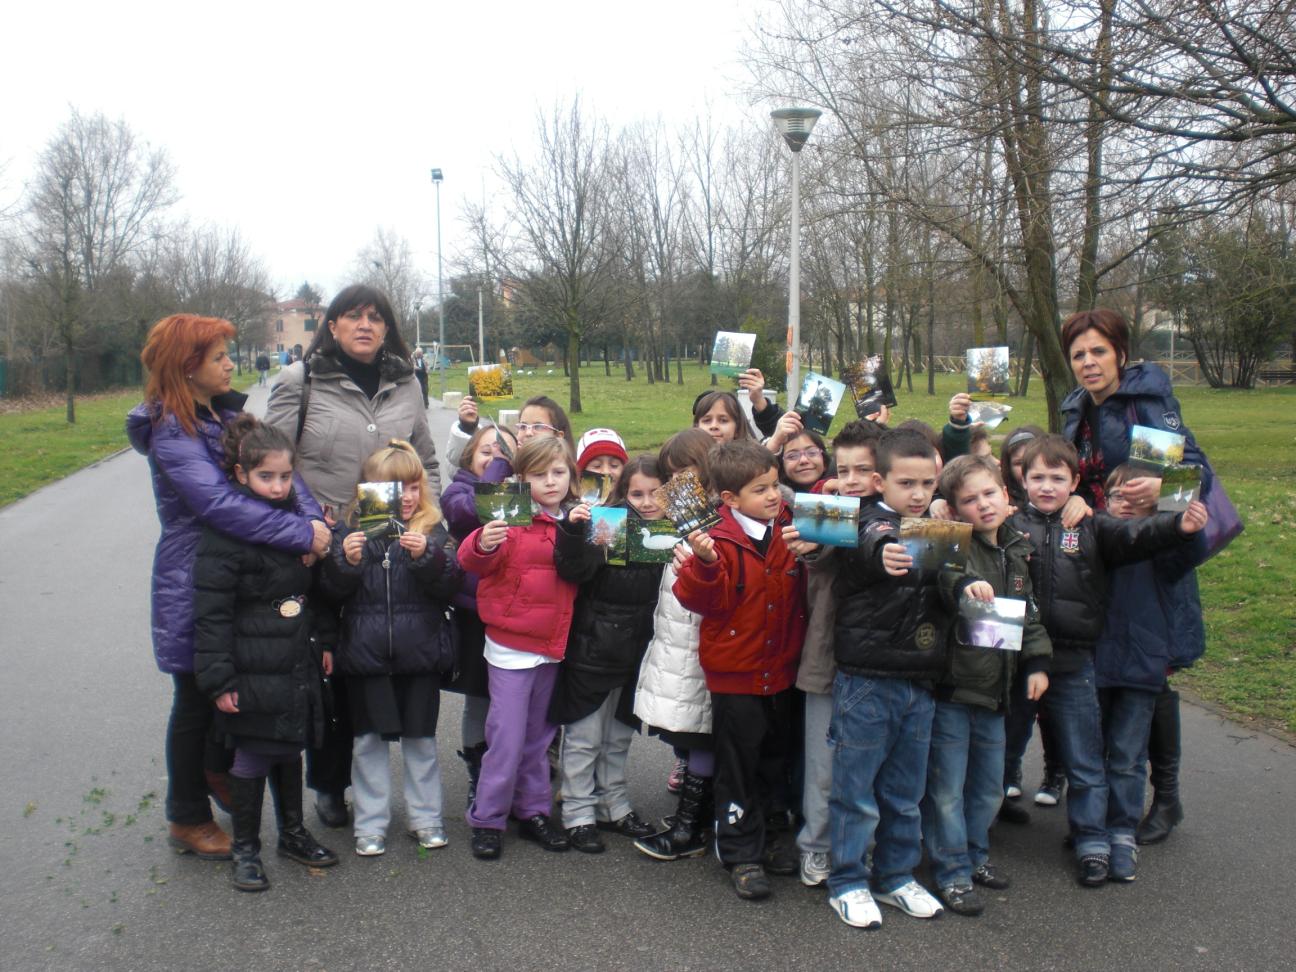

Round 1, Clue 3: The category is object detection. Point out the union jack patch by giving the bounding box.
[1060,529,1080,554]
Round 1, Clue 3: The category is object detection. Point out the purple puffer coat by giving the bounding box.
[440,458,511,611]
[127,391,323,674]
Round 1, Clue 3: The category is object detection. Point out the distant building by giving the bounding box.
[264,298,323,357]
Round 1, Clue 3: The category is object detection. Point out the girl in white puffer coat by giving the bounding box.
[633,430,717,861]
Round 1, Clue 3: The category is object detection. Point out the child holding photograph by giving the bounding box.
[788,420,880,887]
[549,455,666,852]
[827,430,987,929]
[439,423,518,807]
[920,455,1051,916]
[1009,435,1206,885]
[192,416,339,892]
[457,436,587,860]
[672,441,811,901]
[634,430,718,860]
[321,440,464,858]
[1097,464,1208,876]
[575,427,629,482]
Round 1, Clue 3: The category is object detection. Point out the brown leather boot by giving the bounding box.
[169,820,233,860]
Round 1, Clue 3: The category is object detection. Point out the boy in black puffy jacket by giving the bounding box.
[826,430,986,930]
[1008,435,1203,886]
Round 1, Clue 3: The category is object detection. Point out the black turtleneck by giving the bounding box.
[336,347,382,400]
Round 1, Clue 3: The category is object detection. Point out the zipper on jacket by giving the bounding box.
[382,543,395,670]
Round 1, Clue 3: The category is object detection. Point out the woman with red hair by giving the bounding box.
[127,314,331,860]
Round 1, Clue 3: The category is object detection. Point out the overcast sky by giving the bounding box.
[2,0,773,301]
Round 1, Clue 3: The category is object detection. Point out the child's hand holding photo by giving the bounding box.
[686,528,718,564]
[881,541,915,576]
[948,392,972,424]
[342,531,367,566]
[398,530,428,558]
[1179,499,1209,534]
[477,519,510,553]
[963,579,996,602]
[567,502,592,525]
[781,524,820,558]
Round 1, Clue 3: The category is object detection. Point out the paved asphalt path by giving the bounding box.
[1,386,1293,970]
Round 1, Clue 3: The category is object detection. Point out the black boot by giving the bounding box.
[457,742,487,811]
[270,759,339,867]
[1138,687,1184,845]
[229,776,269,892]
[634,773,713,861]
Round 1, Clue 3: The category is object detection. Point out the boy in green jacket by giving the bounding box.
[922,455,1052,916]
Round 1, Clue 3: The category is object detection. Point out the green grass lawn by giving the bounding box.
[5,358,1292,733]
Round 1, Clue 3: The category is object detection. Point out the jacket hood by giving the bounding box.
[127,402,157,454]
[1061,362,1173,415]
[307,349,412,383]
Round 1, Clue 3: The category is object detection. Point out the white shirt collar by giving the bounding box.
[730,508,773,540]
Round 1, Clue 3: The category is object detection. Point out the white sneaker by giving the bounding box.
[829,888,882,929]
[876,880,944,918]
[354,834,386,856]
[411,826,448,849]
[800,851,831,887]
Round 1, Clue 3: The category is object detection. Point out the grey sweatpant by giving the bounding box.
[351,733,444,837]
[559,688,634,829]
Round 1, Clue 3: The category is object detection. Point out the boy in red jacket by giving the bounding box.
[674,440,812,901]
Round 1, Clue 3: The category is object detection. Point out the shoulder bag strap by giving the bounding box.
[295,360,312,445]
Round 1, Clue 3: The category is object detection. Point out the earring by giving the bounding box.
[186,374,193,379]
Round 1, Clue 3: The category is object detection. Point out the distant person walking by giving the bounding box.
[127,314,330,863]
[413,347,430,408]
[255,352,271,386]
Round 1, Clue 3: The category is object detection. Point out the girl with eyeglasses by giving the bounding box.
[779,429,829,492]
[517,395,574,447]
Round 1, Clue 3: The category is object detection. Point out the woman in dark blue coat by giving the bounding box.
[128,314,329,860]
[1059,308,1210,846]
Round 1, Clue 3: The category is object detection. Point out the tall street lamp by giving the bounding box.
[771,107,821,401]
[431,167,446,396]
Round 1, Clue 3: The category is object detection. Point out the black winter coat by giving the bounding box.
[562,506,665,679]
[192,509,331,748]
[1009,504,1188,673]
[833,500,971,681]
[321,523,464,676]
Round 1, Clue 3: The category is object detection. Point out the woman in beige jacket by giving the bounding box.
[264,283,441,827]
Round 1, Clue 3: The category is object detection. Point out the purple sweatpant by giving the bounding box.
[465,662,560,830]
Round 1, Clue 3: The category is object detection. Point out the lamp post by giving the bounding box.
[770,107,821,401]
[431,167,445,395]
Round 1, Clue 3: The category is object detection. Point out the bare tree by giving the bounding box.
[24,109,176,421]
[165,224,275,370]
[494,98,623,412]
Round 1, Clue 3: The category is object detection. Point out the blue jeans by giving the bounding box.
[921,700,1005,889]
[1043,662,1110,857]
[1100,687,1158,844]
[828,673,934,897]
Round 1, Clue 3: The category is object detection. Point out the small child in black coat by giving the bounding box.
[193,416,339,892]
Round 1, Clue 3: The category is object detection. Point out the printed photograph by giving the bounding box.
[579,472,615,507]
[709,330,757,377]
[587,507,629,566]
[467,363,515,401]
[654,470,722,536]
[1157,464,1203,512]
[1130,424,1187,469]
[794,372,848,435]
[842,356,897,417]
[356,481,404,540]
[473,482,534,525]
[793,493,860,548]
[958,596,1026,652]
[899,517,973,572]
[628,518,682,564]
[967,401,1013,429]
[966,346,1011,397]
